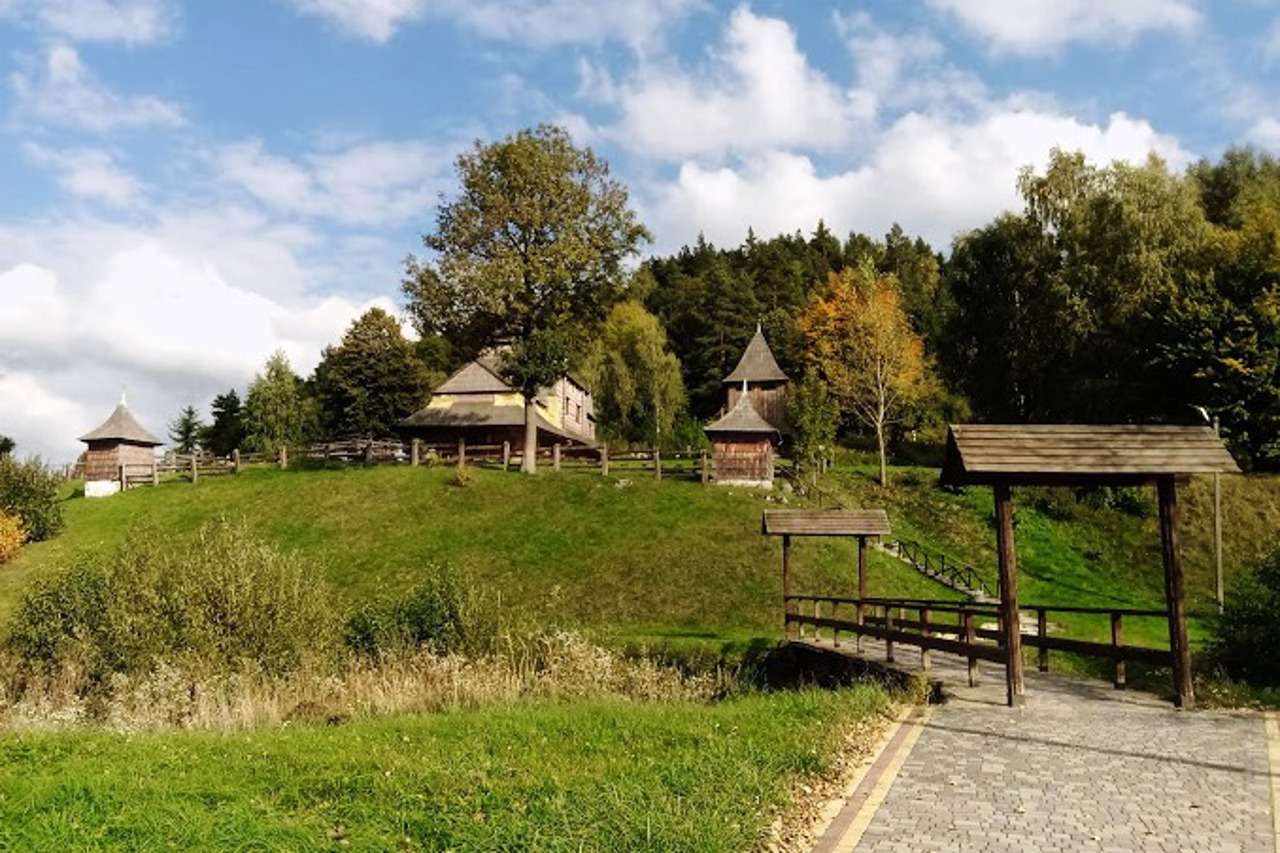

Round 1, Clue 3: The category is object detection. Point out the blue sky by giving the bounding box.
[1,0,1278,460]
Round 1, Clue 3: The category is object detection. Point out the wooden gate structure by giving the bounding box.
[769,425,1239,710]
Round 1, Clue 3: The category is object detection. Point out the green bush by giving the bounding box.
[0,455,63,542]
[1213,549,1280,685]
[344,565,474,657]
[6,519,335,687]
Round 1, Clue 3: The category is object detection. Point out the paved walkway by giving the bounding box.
[806,638,1278,852]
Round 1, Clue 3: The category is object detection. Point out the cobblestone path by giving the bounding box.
[806,639,1277,852]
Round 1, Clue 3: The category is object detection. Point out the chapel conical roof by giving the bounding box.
[723,325,788,384]
[705,385,779,435]
[79,397,163,446]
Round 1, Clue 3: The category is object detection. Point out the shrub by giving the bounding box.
[6,519,336,689]
[0,513,24,564]
[0,455,63,542]
[344,564,476,658]
[1212,549,1280,685]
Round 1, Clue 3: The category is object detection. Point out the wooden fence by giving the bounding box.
[785,594,1173,689]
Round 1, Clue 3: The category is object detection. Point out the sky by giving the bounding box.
[1,0,1278,461]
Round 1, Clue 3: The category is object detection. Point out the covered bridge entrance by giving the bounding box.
[770,425,1240,709]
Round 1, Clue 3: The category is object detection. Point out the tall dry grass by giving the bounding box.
[0,631,731,732]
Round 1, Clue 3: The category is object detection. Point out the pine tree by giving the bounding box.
[203,390,245,457]
[168,405,205,454]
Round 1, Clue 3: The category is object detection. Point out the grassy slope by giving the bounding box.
[0,688,890,851]
[1,465,956,643]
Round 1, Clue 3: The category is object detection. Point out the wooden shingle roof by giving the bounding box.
[705,390,779,435]
[940,424,1240,486]
[79,401,163,446]
[723,326,788,384]
[761,509,891,537]
[433,360,513,395]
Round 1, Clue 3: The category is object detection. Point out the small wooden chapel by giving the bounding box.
[78,394,163,498]
[705,326,790,487]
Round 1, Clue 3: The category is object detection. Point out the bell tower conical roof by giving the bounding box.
[723,324,788,384]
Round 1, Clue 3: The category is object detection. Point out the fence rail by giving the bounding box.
[890,539,993,598]
[785,594,1174,689]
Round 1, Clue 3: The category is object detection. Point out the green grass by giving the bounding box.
[0,687,892,851]
[2,464,956,645]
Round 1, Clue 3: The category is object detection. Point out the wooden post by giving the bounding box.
[1214,416,1224,615]
[885,606,895,663]
[601,444,609,476]
[921,607,931,671]
[1112,611,1126,690]
[278,446,288,469]
[782,534,793,639]
[654,447,662,480]
[700,450,709,484]
[832,601,840,648]
[1037,608,1048,672]
[553,443,561,472]
[119,464,126,491]
[363,442,374,467]
[232,448,241,474]
[993,483,1024,708]
[411,439,421,468]
[502,441,511,471]
[965,610,978,687]
[190,454,198,484]
[856,536,868,653]
[457,437,466,470]
[151,461,159,486]
[1159,475,1193,709]
[813,599,821,641]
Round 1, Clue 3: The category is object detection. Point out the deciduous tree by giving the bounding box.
[244,350,318,453]
[403,125,649,472]
[315,308,432,438]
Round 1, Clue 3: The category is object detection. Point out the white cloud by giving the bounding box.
[9,44,184,131]
[23,143,143,206]
[611,7,865,159]
[215,138,453,226]
[0,228,399,461]
[926,0,1200,54]
[289,0,426,42]
[1247,117,1280,150]
[645,109,1190,253]
[290,0,700,47]
[0,0,176,43]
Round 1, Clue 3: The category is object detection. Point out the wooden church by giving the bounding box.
[78,395,163,498]
[705,326,789,487]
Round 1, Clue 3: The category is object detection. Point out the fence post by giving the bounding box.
[965,610,978,687]
[232,448,241,474]
[457,437,466,470]
[813,599,821,641]
[278,446,288,469]
[700,450,709,484]
[1112,612,1125,690]
[921,607,931,671]
[411,439,421,468]
[190,454,199,484]
[1037,608,1049,672]
[832,601,840,647]
[119,464,127,492]
[502,441,511,471]
[884,606,895,663]
[364,442,374,467]
[601,444,609,476]
[151,460,159,486]
[654,447,662,480]
[782,534,792,639]
[553,443,561,472]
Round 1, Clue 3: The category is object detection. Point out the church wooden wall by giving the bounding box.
[712,437,774,484]
[726,383,788,433]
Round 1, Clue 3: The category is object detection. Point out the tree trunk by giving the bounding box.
[522,396,538,474]
[876,422,888,487]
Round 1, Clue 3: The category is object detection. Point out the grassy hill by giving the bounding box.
[1,464,956,646]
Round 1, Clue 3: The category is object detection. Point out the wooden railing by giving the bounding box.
[890,539,993,598]
[784,595,1173,689]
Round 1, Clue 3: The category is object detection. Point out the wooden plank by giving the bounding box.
[763,510,891,537]
[788,614,1007,663]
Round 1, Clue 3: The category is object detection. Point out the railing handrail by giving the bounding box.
[784,594,1170,618]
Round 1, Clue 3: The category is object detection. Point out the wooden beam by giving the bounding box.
[1159,476,1194,709]
[857,536,868,653]
[994,483,1024,707]
[782,534,792,640]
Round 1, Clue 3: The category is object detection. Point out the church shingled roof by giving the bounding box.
[723,325,788,384]
[79,400,163,446]
[705,387,779,435]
